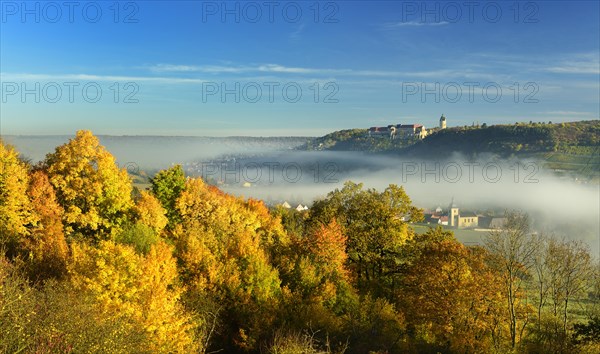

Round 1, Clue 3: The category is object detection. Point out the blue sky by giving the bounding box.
[1,0,599,136]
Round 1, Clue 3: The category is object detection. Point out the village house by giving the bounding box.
[478,216,507,229]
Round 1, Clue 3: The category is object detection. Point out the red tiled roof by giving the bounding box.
[369,127,389,132]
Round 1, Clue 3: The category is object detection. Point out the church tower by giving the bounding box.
[439,114,447,129]
[448,197,458,227]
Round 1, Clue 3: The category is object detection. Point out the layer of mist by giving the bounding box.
[4,136,598,256]
[212,151,600,255]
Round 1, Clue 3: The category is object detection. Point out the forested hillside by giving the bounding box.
[305,120,600,157]
[1,131,599,353]
[405,120,600,158]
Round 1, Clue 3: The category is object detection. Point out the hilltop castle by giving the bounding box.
[368,114,447,140]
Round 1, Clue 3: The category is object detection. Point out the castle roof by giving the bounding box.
[369,126,389,132]
[396,124,423,129]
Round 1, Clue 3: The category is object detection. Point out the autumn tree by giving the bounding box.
[23,170,69,280]
[272,205,309,240]
[137,241,199,352]
[309,181,422,295]
[531,233,550,333]
[525,237,595,353]
[342,295,406,353]
[399,228,505,353]
[114,190,169,254]
[68,240,199,352]
[133,190,168,235]
[484,211,537,349]
[304,220,348,281]
[0,141,37,252]
[45,130,133,241]
[173,177,282,351]
[546,238,593,334]
[275,219,355,349]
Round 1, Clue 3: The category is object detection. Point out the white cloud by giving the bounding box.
[382,21,449,28]
[543,53,600,75]
[545,63,600,74]
[146,63,499,81]
[148,63,347,75]
[537,111,595,116]
[290,23,305,40]
[0,72,206,84]
[148,64,202,72]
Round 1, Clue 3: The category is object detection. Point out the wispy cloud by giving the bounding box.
[543,53,600,75]
[0,72,206,84]
[382,21,449,29]
[148,63,347,75]
[257,64,332,74]
[537,111,595,116]
[290,23,305,40]
[148,64,205,73]
[147,63,498,80]
[545,63,600,74]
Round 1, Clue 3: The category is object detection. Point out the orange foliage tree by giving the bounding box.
[398,228,506,353]
[23,170,69,280]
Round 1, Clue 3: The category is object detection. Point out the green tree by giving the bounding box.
[309,181,422,295]
[150,165,186,229]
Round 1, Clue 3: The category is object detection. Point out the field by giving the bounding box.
[539,150,600,181]
[412,223,488,245]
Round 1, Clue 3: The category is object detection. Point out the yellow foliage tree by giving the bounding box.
[45,130,133,241]
[138,241,198,352]
[0,141,37,247]
[68,240,198,352]
[69,241,141,316]
[134,190,168,235]
[175,178,281,299]
[173,177,282,350]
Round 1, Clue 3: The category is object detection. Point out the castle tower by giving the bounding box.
[439,114,447,129]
